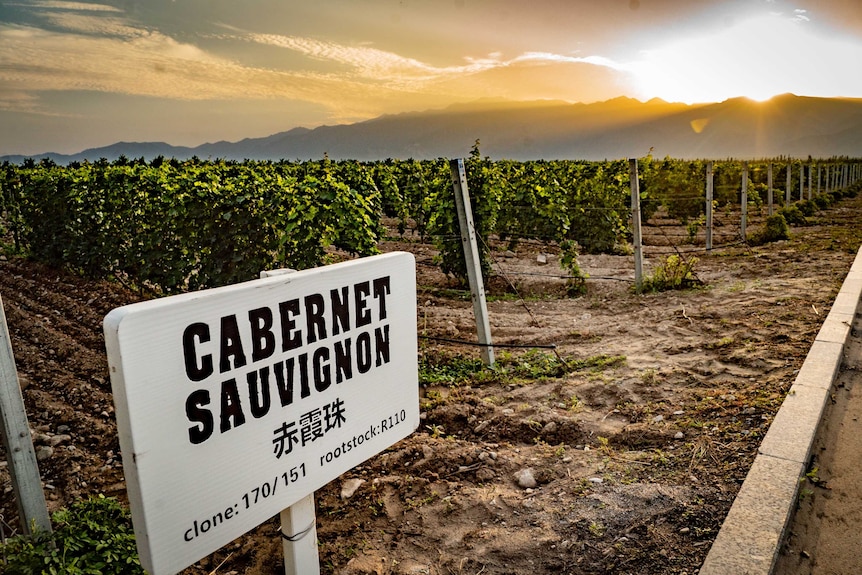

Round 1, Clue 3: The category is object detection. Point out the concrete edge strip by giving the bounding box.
[698,246,862,575]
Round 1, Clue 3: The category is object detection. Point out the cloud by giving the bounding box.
[793,9,811,22]
[5,1,121,12]
[242,32,625,91]
[0,4,629,125]
[0,23,239,96]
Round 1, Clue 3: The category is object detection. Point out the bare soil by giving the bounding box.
[2,194,862,575]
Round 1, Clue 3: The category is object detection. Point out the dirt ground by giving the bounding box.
[2,193,862,575]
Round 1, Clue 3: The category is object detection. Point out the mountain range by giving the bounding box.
[4,94,862,163]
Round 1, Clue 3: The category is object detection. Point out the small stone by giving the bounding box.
[673,410,684,416]
[536,253,548,265]
[474,420,490,433]
[48,434,72,447]
[32,432,51,445]
[652,415,664,423]
[588,477,604,484]
[674,431,685,440]
[542,421,558,435]
[504,250,516,258]
[502,408,515,416]
[680,527,690,534]
[515,468,537,489]
[36,446,54,461]
[340,478,365,500]
[57,425,71,434]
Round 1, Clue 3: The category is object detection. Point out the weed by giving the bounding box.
[712,336,735,349]
[596,436,613,455]
[419,354,487,387]
[636,254,702,293]
[779,204,807,225]
[0,495,142,574]
[641,368,659,386]
[749,213,790,245]
[588,521,606,537]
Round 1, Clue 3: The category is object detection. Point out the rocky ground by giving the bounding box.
[2,193,862,574]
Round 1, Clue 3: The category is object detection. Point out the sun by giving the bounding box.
[627,13,862,104]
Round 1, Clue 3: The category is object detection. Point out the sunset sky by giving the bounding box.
[1,0,862,156]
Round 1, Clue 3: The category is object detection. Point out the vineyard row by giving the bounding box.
[0,150,860,294]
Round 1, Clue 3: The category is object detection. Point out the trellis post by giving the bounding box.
[0,295,52,536]
[630,159,644,289]
[741,162,748,240]
[817,164,821,196]
[767,163,774,216]
[705,161,714,252]
[450,158,494,366]
[799,164,804,200]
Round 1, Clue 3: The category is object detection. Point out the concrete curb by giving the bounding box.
[698,247,862,575]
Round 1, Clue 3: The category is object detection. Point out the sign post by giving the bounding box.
[281,494,318,574]
[258,269,320,575]
[104,253,419,575]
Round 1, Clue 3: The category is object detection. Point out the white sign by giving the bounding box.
[104,253,419,575]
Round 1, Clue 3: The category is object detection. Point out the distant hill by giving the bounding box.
[3,94,862,163]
